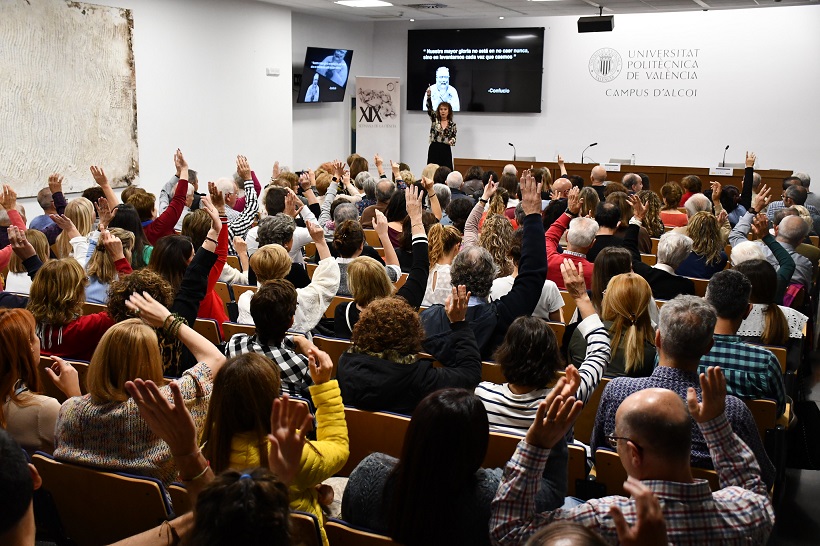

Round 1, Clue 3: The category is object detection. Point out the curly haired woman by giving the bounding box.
[675,211,728,279]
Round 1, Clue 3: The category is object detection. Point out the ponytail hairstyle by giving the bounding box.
[601,273,655,375]
[86,228,135,284]
[733,260,789,346]
[426,223,462,268]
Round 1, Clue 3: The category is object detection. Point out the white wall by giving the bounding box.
[291,12,375,170]
[371,6,820,178]
[15,0,293,216]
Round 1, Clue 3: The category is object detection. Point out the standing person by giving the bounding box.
[426,86,457,169]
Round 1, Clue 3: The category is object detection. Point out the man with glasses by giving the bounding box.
[590,295,773,487]
[490,363,774,545]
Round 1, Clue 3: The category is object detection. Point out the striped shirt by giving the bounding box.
[224,178,258,255]
[491,414,774,545]
[476,314,611,434]
[698,334,786,415]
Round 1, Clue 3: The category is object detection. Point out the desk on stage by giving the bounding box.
[453,158,791,194]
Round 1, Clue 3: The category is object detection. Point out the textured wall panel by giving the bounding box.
[0,0,138,197]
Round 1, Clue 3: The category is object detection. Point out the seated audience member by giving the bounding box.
[183,208,249,285]
[52,197,95,258]
[159,166,201,216]
[637,190,666,238]
[490,229,563,322]
[446,170,473,203]
[591,295,774,487]
[446,197,473,234]
[589,165,608,201]
[586,202,622,263]
[343,388,564,546]
[84,229,134,304]
[672,193,730,244]
[254,214,311,288]
[237,224,339,333]
[53,291,226,486]
[659,181,688,227]
[774,214,814,290]
[354,170,378,215]
[545,187,596,289]
[717,184,746,228]
[248,184,317,264]
[202,350,347,543]
[679,174,702,205]
[395,209,438,272]
[433,183,452,224]
[0,308,80,454]
[604,183,628,198]
[605,191,652,254]
[541,182,570,230]
[337,291,481,414]
[422,223,462,307]
[107,203,153,268]
[27,259,114,361]
[621,173,642,194]
[774,206,820,271]
[701,270,786,414]
[421,174,547,361]
[216,155,259,254]
[569,273,655,378]
[335,211,429,338]
[490,367,774,545]
[334,213,401,297]
[361,178,396,229]
[578,186,600,219]
[4,230,49,295]
[767,178,820,224]
[629,231,696,300]
[478,213,515,277]
[29,185,58,231]
[734,259,806,371]
[477,260,610,434]
[674,212,728,279]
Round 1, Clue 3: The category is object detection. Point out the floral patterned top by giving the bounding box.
[427,94,457,146]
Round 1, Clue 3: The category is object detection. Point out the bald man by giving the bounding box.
[490,367,774,545]
[590,165,608,201]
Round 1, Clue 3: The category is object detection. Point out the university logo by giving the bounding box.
[589,48,622,83]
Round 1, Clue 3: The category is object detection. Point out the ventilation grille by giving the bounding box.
[404,3,449,8]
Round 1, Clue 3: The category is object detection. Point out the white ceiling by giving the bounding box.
[261,0,818,22]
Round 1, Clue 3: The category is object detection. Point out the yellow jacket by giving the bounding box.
[229,380,349,545]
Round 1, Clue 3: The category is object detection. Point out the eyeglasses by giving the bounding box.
[606,434,642,451]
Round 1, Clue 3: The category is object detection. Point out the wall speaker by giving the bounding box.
[578,15,614,33]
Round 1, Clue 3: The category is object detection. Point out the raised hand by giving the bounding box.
[610,478,669,546]
[272,160,281,180]
[125,379,198,457]
[8,226,35,261]
[299,172,312,192]
[267,394,313,486]
[421,176,435,194]
[332,160,345,179]
[374,153,384,172]
[525,376,584,449]
[208,181,225,211]
[405,184,423,222]
[520,169,543,216]
[557,154,564,165]
[560,259,587,300]
[233,236,248,256]
[372,209,389,238]
[45,357,81,398]
[710,181,722,203]
[49,214,80,240]
[100,229,125,261]
[686,366,727,424]
[750,213,770,240]
[198,195,222,234]
[753,184,771,212]
[391,160,401,178]
[746,151,756,169]
[173,149,188,177]
[284,190,302,218]
[306,221,325,244]
[126,291,173,329]
[716,209,728,226]
[90,165,109,187]
[96,197,113,229]
[567,186,581,215]
[426,86,432,97]
[48,173,64,195]
[0,184,16,211]
[307,347,334,385]
[236,155,251,181]
[445,285,470,323]
[563,364,581,398]
[627,193,647,222]
[482,177,498,203]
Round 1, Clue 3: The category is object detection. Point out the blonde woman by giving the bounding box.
[578,187,600,219]
[53,197,95,259]
[4,230,49,295]
[422,223,462,307]
[637,190,665,238]
[85,228,135,304]
[237,222,340,333]
[568,273,655,378]
[53,292,226,486]
[675,211,728,278]
[478,214,515,278]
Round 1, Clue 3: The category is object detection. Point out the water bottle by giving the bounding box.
[631,154,636,165]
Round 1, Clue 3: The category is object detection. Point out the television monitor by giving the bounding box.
[297,47,354,103]
[407,28,544,113]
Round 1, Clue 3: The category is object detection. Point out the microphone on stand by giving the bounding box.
[581,142,598,164]
[722,145,730,167]
[508,142,516,161]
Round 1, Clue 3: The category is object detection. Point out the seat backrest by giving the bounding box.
[226,255,241,270]
[685,277,709,297]
[744,398,778,442]
[291,510,323,546]
[640,253,657,266]
[651,237,660,255]
[313,335,353,378]
[325,519,401,546]
[32,452,170,546]
[325,296,355,319]
[168,483,192,516]
[213,281,232,304]
[193,318,222,345]
[306,262,318,279]
[37,358,89,403]
[574,377,610,445]
[594,449,718,497]
[559,291,577,323]
[339,408,410,476]
[394,273,408,289]
[232,283,258,303]
[481,361,507,384]
[546,321,565,343]
[221,321,256,342]
[363,229,382,248]
[81,302,107,316]
[762,345,787,373]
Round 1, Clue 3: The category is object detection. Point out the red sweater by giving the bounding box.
[196,216,228,337]
[38,312,116,362]
[545,212,594,290]
[0,210,27,271]
[144,178,189,245]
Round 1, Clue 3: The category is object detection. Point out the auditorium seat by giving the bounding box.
[325,519,400,546]
[37,357,89,403]
[222,321,256,341]
[594,449,718,497]
[574,377,610,445]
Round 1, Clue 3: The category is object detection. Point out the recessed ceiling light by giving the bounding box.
[410,18,415,21]
[335,0,393,7]
[499,16,505,19]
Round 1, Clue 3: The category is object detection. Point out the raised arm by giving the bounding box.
[464,179,496,247]
[143,150,190,244]
[557,154,568,178]
[90,165,119,206]
[229,155,259,240]
[395,189,430,308]
[422,176,442,220]
[318,160,344,226]
[373,208,400,268]
[739,151,756,210]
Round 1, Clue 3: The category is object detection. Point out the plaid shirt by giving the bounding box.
[699,334,786,415]
[766,199,820,223]
[490,414,774,545]
[225,333,312,397]
[224,178,258,255]
[590,366,775,487]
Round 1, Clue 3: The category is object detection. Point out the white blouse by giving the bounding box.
[737,303,808,340]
